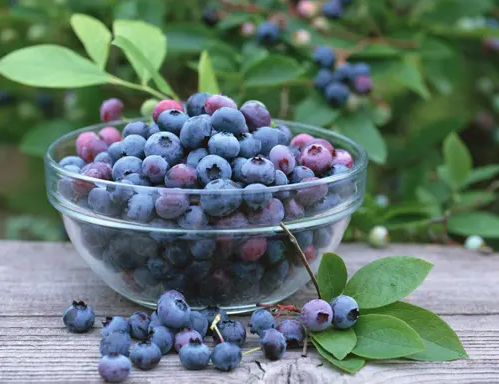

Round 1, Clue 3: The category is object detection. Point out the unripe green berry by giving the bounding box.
[368,226,389,248]
[140,98,159,118]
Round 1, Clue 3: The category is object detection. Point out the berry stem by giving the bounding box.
[210,314,225,343]
[243,347,261,356]
[110,76,173,101]
[302,332,308,357]
[280,222,322,299]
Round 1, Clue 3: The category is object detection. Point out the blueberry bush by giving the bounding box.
[0,0,498,248]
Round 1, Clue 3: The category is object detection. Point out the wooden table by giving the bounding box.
[0,241,498,383]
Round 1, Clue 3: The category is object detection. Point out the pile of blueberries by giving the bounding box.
[313,46,373,108]
[56,93,355,306]
[62,289,360,382]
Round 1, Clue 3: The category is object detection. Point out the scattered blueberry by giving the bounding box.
[210,342,242,371]
[100,331,132,356]
[276,320,305,348]
[62,300,95,333]
[174,328,203,352]
[130,341,162,370]
[157,297,191,329]
[128,311,151,340]
[150,325,174,355]
[260,329,286,361]
[300,299,333,332]
[331,295,359,329]
[179,339,211,370]
[98,353,131,383]
[249,309,276,336]
[213,320,246,347]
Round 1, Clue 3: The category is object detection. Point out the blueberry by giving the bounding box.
[179,115,212,149]
[76,134,109,163]
[146,258,167,282]
[164,242,191,268]
[238,133,262,158]
[276,320,305,348]
[98,353,131,383]
[260,329,286,360]
[123,121,148,138]
[88,188,120,216]
[273,169,290,199]
[300,299,333,332]
[145,132,183,166]
[178,206,208,229]
[331,62,354,84]
[257,21,280,45]
[150,325,174,355]
[130,341,162,370]
[186,148,209,168]
[159,289,185,302]
[94,151,113,166]
[295,177,328,207]
[186,92,211,116]
[152,99,185,122]
[276,125,293,143]
[244,183,272,210]
[134,267,159,289]
[249,309,276,336]
[210,342,242,371]
[331,149,354,168]
[214,212,249,229]
[213,320,246,347]
[204,94,237,115]
[162,272,188,293]
[100,331,132,356]
[148,122,161,138]
[174,328,203,352]
[157,297,191,329]
[157,109,189,135]
[296,230,314,249]
[247,198,285,226]
[202,6,219,26]
[142,155,169,184]
[253,126,287,155]
[188,311,209,338]
[313,46,335,68]
[307,194,339,215]
[238,237,267,262]
[290,165,315,184]
[269,145,296,175]
[199,306,229,335]
[290,133,315,149]
[179,339,211,370]
[352,62,371,77]
[165,164,198,188]
[313,225,334,248]
[59,156,85,169]
[241,156,275,185]
[240,101,272,131]
[231,157,248,182]
[322,0,343,19]
[123,194,155,222]
[300,144,335,175]
[208,132,241,159]
[155,189,189,219]
[112,156,142,181]
[211,107,247,135]
[128,311,151,340]
[331,295,359,329]
[352,75,373,95]
[324,82,350,108]
[262,240,286,266]
[102,316,130,337]
[107,179,134,205]
[260,260,289,293]
[314,69,334,90]
[108,141,124,163]
[62,300,95,333]
[122,134,146,158]
[123,172,151,186]
[200,179,242,217]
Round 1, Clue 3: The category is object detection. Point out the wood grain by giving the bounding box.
[0,241,498,383]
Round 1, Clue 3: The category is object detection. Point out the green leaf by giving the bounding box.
[335,108,387,164]
[394,55,430,99]
[317,252,348,303]
[294,93,340,127]
[365,302,468,361]
[20,119,75,157]
[70,13,111,70]
[0,45,111,87]
[448,211,499,238]
[113,19,166,84]
[454,191,497,210]
[312,340,365,374]
[344,256,433,309]
[112,36,177,99]
[381,203,433,230]
[443,132,473,189]
[462,165,499,188]
[198,50,220,94]
[164,24,214,55]
[244,55,304,87]
[352,314,426,359]
[312,328,357,360]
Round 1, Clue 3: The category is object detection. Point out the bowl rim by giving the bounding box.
[45,118,369,195]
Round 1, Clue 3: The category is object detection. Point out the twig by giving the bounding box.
[279,87,290,119]
[243,347,261,356]
[280,222,321,299]
[302,333,308,357]
[258,303,301,319]
[210,314,225,343]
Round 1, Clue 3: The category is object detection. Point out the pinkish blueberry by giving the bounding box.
[98,126,123,145]
[100,98,124,122]
[300,144,333,175]
[152,99,184,122]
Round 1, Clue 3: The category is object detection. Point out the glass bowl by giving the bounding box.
[45,119,367,313]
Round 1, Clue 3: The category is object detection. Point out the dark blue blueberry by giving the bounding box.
[247,198,285,226]
[162,271,188,294]
[150,325,174,355]
[62,300,95,333]
[155,189,189,219]
[314,69,334,90]
[186,148,209,168]
[128,312,151,340]
[149,217,179,242]
[36,92,55,118]
[323,0,343,19]
[184,259,212,282]
[273,169,291,199]
[200,179,242,217]
[202,6,219,26]
[0,90,16,106]
[100,331,132,356]
[262,240,287,266]
[142,155,169,184]
[231,157,248,182]
[314,225,334,248]
[296,230,313,249]
[324,82,350,108]
[164,242,191,268]
[186,92,211,116]
[98,353,131,382]
[241,156,275,185]
[240,101,272,131]
[232,261,265,282]
[244,183,272,210]
[108,141,124,163]
[178,206,208,229]
[157,109,189,136]
[276,320,305,348]
[59,156,85,169]
[174,328,203,352]
[189,238,216,260]
[130,341,162,370]
[257,21,280,45]
[276,125,292,144]
[147,122,161,138]
[306,193,340,214]
[102,316,130,337]
[159,289,185,302]
[145,132,183,166]
[213,320,246,347]
[260,260,289,294]
[123,121,149,138]
[290,165,314,184]
[313,46,336,68]
[157,297,191,329]
[88,188,120,216]
[211,107,247,135]
[123,193,155,222]
[112,156,142,181]
[123,172,151,186]
[238,133,262,158]
[149,311,161,333]
[208,132,240,159]
[134,267,160,289]
[352,62,371,77]
[179,340,210,370]
[210,342,242,371]
[196,154,232,186]
[147,257,167,281]
[331,62,354,84]
[188,311,209,338]
[331,295,359,329]
[107,179,134,205]
[260,329,286,360]
[94,151,113,165]
[122,134,146,158]
[249,309,276,336]
[253,126,287,155]
[179,114,212,149]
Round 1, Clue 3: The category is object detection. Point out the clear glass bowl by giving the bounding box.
[45,119,367,313]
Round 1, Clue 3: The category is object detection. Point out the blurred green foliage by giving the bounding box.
[0,0,498,248]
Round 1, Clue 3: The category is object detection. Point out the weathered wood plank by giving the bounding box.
[0,241,497,383]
